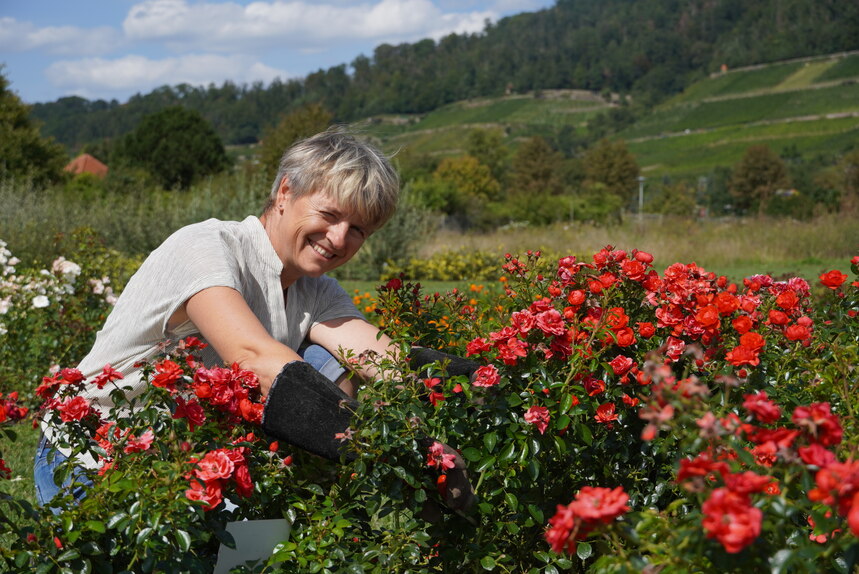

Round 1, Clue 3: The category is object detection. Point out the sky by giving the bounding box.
[1,0,555,104]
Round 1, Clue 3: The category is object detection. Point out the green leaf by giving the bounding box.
[85,520,106,534]
[57,548,81,561]
[483,432,498,453]
[560,394,574,413]
[462,447,482,462]
[135,527,153,545]
[555,414,570,431]
[79,541,102,556]
[499,442,516,462]
[527,504,544,524]
[507,393,524,407]
[517,441,530,465]
[108,477,135,493]
[576,541,592,560]
[505,492,519,511]
[14,552,32,568]
[476,455,497,473]
[106,512,130,530]
[176,530,192,553]
[577,423,593,446]
[526,459,540,481]
[480,556,496,570]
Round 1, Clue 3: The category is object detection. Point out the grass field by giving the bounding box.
[628,117,859,176]
[670,62,805,104]
[815,53,859,83]
[372,92,609,156]
[424,214,857,283]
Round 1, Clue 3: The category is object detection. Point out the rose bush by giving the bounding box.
[0,229,139,401]
[0,247,856,573]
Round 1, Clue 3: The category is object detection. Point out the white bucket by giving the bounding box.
[214,518,291,573]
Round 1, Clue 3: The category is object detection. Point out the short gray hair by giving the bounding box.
[265,127,399,229]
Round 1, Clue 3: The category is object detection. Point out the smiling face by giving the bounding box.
[262,181,374,287]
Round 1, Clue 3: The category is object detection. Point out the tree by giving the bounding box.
[117,106,228,190]
[259,103,333,179]
[431,155,501,228]
[505,137,571,225]
[654,182,697,217]
[509,136,565,197]
[0,69,67,186]
[434,155,500,204]
[582,138,640,204]
[466,128,509,182]
[730,144,790,215]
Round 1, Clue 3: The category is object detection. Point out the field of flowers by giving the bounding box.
[0,238,857,572]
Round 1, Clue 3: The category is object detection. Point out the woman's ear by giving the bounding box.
[277,177,291,203]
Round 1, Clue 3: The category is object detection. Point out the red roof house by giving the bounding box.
[64,153,108,178]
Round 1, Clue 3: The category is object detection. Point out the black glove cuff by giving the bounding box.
[408,347,479,380]
[262,361,359,462]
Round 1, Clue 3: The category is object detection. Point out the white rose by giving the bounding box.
[89,278,105,295]
[32,295,50,308]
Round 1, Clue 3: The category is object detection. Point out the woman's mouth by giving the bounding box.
[309,239,335,260]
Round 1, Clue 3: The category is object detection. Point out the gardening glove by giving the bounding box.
[417,437,476,514]
[262,361,476,513]
[262,360,359,462]
[409,347,479,381]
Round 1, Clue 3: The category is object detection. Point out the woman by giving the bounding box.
[35,127,474,510]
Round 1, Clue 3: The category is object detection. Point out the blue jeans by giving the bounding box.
[33,343,344,507]
[33,434,93,511]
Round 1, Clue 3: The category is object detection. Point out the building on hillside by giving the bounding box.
[64,153,108,178]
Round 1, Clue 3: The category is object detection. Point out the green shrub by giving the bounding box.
[2,248,857,572]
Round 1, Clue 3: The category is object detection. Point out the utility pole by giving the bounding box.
[637,176,646,222]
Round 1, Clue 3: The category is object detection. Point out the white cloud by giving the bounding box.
[45,54,288,98]
[122,0,496,51]
[0,17,121,55]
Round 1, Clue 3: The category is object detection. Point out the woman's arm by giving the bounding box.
[184,286,302,396]
[308,317,400,397]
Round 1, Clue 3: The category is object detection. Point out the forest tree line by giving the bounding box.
[28,0,859,152]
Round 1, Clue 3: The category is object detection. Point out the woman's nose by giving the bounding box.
[327,221,349,249]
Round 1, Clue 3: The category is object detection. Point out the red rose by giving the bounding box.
[609,355,634,376]
[819,269,848,290]
[569,486,630,524]
[194,450,235,482]
[471,365,500,388]
[701,488,762,553]
[57,396,92,422]
[742,391,780,424]
[524,405,550,435]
